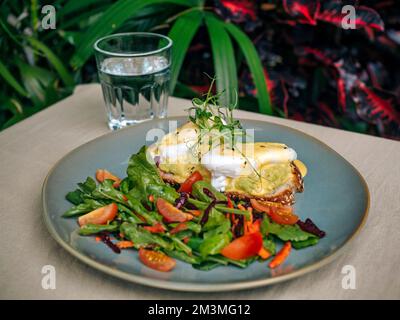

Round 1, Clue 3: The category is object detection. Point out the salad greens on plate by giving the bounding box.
[63,146,325,272]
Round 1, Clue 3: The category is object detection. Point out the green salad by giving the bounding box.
[63,146,325,272]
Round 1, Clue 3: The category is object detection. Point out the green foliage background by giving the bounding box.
[0,0,271,130]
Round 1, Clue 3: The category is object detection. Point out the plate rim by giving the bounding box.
[42,116,370,292]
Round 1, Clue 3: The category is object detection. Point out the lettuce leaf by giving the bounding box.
[199,233,231,257]
[63,198,104,217]
[65,176,97,205]
[127,146,179,203]
[262,217,316,242]
[192,180,226,202]
[120,222,173,250]
[292,237,319,249]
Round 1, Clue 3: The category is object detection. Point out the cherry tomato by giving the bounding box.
[178,171,203,193]
[138,248,176,272]
[221,232,263,260]
[78,203,118,226]
[269,206,299,225]
[250,199,299,225]
[156,198,193,223]
[96,169,121,188]
[143,223,166,233]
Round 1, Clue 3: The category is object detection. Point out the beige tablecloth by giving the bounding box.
[1,84,399,299]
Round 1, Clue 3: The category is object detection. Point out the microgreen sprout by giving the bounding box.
[186,76,261,178]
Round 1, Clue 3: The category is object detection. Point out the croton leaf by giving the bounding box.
[352,82,400,125]
[215,0,259,32]
[337,77,346,112]
[317,102,339,127]
[264,69,289,117]
[283,0,321,25]
[215,0,257,22]
[316,1,385,32]
[295,47,336,66]
[240,68,286,116]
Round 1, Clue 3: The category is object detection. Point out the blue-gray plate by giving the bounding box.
[42,117,369,292]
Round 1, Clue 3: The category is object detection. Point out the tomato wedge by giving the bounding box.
[156,198,193,223]
[178,171,203,193]
[138,248,176,272]
[250,199,299,225]
[143,223,166,233]
[96,169,121,188]
[221,232,263,260]
[78,203,118,226]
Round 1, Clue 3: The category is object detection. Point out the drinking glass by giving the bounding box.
[94,32,172,130]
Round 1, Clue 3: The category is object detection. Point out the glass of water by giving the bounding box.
[94,32,172,130]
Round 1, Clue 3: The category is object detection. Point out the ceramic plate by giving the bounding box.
[42,117,369,292]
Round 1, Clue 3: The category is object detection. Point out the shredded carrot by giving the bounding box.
[187,209,201,217]
[119,233,125,238]
[238,204,253,234]
[122,195,128,202]
[95,236,101,242]
[225,197,233,221]
[258,247,271,260]
[227,197,234,209]
[116,241,134,249]
[248,219,261,234]
[269,241,291,269]
[143,223,166,233]
[148,195,154,202]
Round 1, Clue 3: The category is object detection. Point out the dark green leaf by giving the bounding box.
[16,61,55,106]
[65,189,84,205]
[77,177,97,194]
[187,236,202,251]
[117,203,145,224]
[0,59,28,97]
[59,0,111,16]
[192,260,222,271]
[225,22,272,115]
[79,223,119,236]
[92,179,126,203]
[202,208,226,231]
[198,232,231,257]
[192,180,226,202]
[171,236,192,254]
[168,10,203,93]
[292,237,319,249]
[205,13,238,108]
[25,37,74,87]
[164,249,202,264]
[263,236,276,255]
[203,219,230,239]
[127,146,178,203]
[263,218,317,242]
[120,222,173,250]
[63,199,104,217]
[70,0,194,69]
